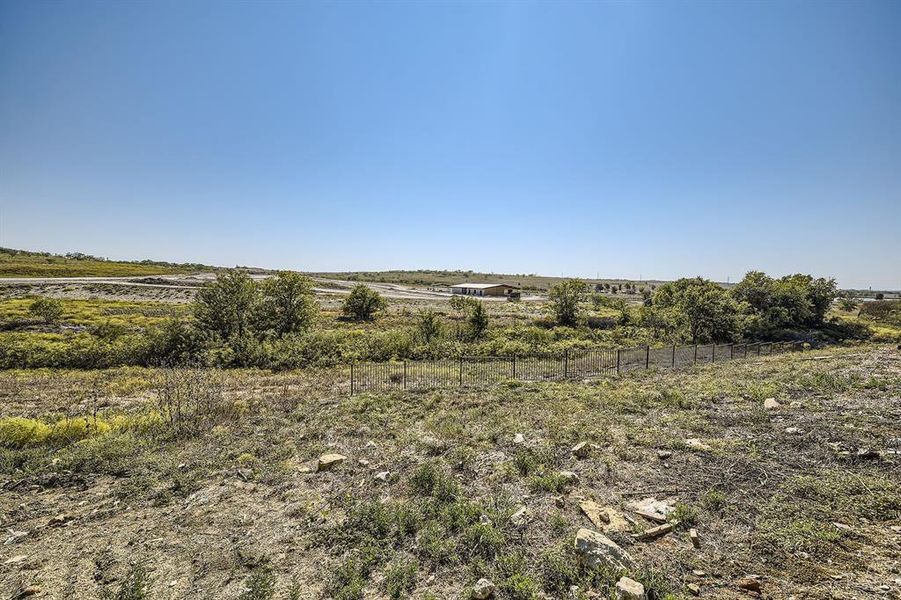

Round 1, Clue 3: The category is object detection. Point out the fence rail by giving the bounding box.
[349,341,804,395]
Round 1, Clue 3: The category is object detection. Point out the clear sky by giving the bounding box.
[1,1,899,289]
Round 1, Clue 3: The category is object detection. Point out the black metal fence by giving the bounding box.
[349,341,804,395]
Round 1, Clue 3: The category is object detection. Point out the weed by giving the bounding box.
[99,562,151,600]
[384,557,418,599]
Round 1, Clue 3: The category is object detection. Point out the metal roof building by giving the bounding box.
[450,283,516,297]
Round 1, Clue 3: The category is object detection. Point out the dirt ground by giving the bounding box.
[1,345,899,599]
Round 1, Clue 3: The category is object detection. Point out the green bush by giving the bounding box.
[343,284,387,321]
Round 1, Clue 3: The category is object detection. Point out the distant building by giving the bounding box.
[450,283,516,297]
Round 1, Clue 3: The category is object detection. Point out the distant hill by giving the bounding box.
[0,248,216,278]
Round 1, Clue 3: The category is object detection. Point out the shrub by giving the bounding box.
[467,301,489,340]
[99,562,151,600]
[194,270,259,342]
[0,417,51,448]
[548,279,587,326]
[342,284,387,321]
[28,297,63,324]
[415,310,443,344]
[654,277,742,343]
[238,566,276,600]
[255,271,318,336]
[384,558,418,599]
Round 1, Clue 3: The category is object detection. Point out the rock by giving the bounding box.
[615,576,646,599]
[627,498,674,523]
[364,441,377,450]
[656,449,672,459]
[636,522,674,541]
[890,525,901,533]
[558,471,580,486]
[689,528,700,548]
[4,555,28,565]
[571,441,591,458]
[574,528,634,571]
[374,471,390,482]
[856,448,879,459]
[358,458,370,467]
[47,513,72,527]
[471,577,496,599]
[554,495,566,508]
[479,515,492,525]
[784,427,803,435]
[763,398,780,410]
[832,522,852,532]
[316,453,347,472]
[687,583,701,596]
[297,464,313,474]
[692,570,706,576]
[4,530,28,545]
[14,586,41,598]
[513,433,525,445]
[685,438,712,451]
[736,576,761,592]
[579,500,610,529]
[510,507,529,527]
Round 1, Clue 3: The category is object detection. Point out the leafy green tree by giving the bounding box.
[467,301,489,340]
[653,277,742,343]
[194,270,259,341]
[416,309,443,343]
[29,297,63,324]
[256,272,318,336]
[548,279,587,326]
[733,271,837,330]
[342,284,387,321]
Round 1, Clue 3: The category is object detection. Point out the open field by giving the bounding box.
[0,344,899,599]
[0,249,218,279]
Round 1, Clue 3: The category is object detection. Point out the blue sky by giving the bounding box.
[1,1,899,289]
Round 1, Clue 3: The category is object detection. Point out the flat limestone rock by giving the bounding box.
[316,453,347,472]
[574,528,634,571]
[627,497,674,523]
[615,576,645,599]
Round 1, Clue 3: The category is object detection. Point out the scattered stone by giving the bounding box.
[832,522,852,532]
[763,398,780,410]
[636,522,675,541]
[736,576,761,592]
[687,583,701,596]
[374,471,390,482]
[47,513,72,527]
[558,471,580,486]
[4,555,28,566]
[316,453,347,472]
[579,500,610,529]
[685,438,712,451]
[856,448,879,460]
[627,498,674,523]
[513,433,525,445]
[297,464,313,474]
[571,441,591,458]
[510,507,529,527]
[656,449,673,459]
[692,569,706,576]
[236,468,252,481]
[554,496,566,508]
[14,586,41,598]
[4,530,28,545]
[689,528,701,548]
[358,458,370,467]
[574,528,634,571]
[479,515,492,525]
[784,427,803,435]
[615,576,646,599]
[471,577,496,599]
[364,441,377,450]
[890,525,901,534]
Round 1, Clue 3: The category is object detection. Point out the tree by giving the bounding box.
[256,272,318,336]
[342,284,387,321]
[548,279,587,326]
[194,270,259,341]
[653,277,742,343]
[29,297,63,324]
[416,309,443,343]
[732,271,837,331]
[467,301,489,340]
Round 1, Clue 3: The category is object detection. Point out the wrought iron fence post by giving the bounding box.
[350,362,354,396]
[512,354,517,379]
[645,345,650,370]
[564,350,569,378]
[458,356,463,386]
[730,343,734,359]
[403,361,407,390]
[672,345,676,368]
[616,349,621,375]
[693,344,698,364]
